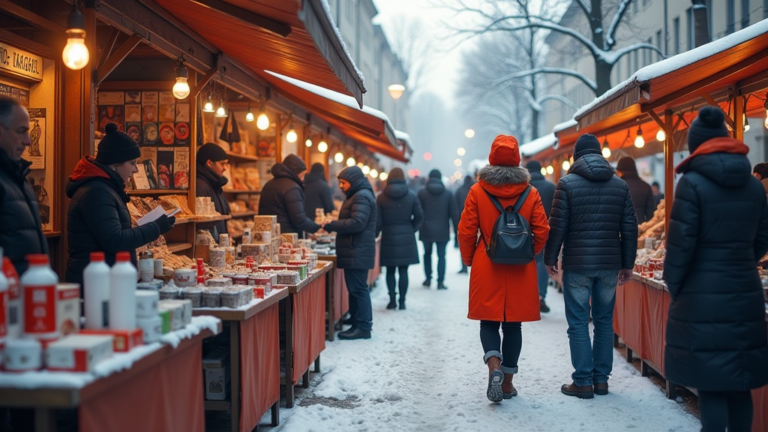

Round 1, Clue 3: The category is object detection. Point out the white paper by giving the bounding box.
[137,206,179,226]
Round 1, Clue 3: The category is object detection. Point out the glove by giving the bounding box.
[154,214,176,234]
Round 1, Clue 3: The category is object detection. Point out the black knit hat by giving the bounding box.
[310,163,325,176]
[525,160,542,172]
[388,167,405,181]
[688,106,730,153]
[429,169,442,179]
[197,143,228,164]
[616,157,637,173]
[283,154,307,175]
[96,123,141,165]
[573,134,602,161]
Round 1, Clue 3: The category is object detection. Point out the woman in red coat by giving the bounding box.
[458,135,550,402]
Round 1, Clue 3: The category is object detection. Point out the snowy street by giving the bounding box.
[259,246,700,432]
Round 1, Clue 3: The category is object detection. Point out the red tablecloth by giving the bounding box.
[79,337,205,432]
[334,267,349,323]
[240,302,280,432]
[367,238,381,286]
[292,276,326,384]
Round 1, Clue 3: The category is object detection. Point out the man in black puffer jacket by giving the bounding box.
[616,157,655,224]
[418,169,459,289]
[258,154,321,236]
[454,175,474,273]
[304,162,334,217]
[527,160,556,313]
[544,134,637,399]
[196,143,231,238]
[664,107,768,431]
[0,97,47,275]
[324,166,376,340]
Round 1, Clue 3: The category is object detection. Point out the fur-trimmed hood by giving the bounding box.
[477,165,531,199]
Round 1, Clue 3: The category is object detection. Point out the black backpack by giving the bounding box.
[480,185,535,265]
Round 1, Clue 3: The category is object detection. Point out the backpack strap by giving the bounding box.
[512,185,532,213]
[478,185,532,250]
[481,187,505,213]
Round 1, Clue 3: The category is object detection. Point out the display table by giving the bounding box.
[280,261,332,408]
[614,274,768,431]
[194,289,288,432]
[0,317,221,432]
[318,255,349,341]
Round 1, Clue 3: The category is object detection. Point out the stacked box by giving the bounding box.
[80,328,143,352]
[286,265,307,280]
[280,233,298,247]
[241,243,271,264]
[162,299,193,325]
[276,271,300,285]
[46,335,114,372]
[203,347,229,401]
[253,231,272,242]
[253,215,277,234]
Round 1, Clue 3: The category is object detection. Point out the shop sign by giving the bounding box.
[0,43,43,81]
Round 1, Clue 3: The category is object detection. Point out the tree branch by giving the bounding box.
[494,67,597,93]
[605,42,665,65]
[606,0,633,48]
[537,94,579,110]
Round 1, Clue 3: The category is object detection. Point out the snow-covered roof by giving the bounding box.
[553,119,578,134]
[520,133,557,157]
[395,130,414,152]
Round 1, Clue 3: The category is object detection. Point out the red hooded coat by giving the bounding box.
[458,136,550,322]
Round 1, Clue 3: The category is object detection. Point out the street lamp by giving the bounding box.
[465,129,475,138]
[457,147,466,156]
[388,84,405,100]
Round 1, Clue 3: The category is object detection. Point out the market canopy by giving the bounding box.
[153,0,366,106]
[262,72,407,162]
[395,131,414,161]
[520,133,557,158]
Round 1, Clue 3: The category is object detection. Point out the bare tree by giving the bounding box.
[378,14,437,94]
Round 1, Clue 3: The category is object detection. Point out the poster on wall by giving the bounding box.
[98,105,124,132]
[157,149,174,189]
[0,84,29,107]
[26,108,45,169]
[27,170,50,230]
[140,147,158,189]
[174,148,189,190]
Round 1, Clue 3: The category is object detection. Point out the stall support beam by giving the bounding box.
[698,91,735,129]
[98,28,121,69]
[94,34,143,86]
[733,93,745,141]
[664,111,675,232]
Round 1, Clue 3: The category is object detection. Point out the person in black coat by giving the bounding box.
[376,168,424,310]
[66,123,175,288]
[616,157,655,224]
[664,107,768,432]
[454,175,475,273]
[258,154,321,236]
[0,97,48,275]
[304,162,334,217]
[544,134,637,399]
[417,169,459,289]
[324,166,376,340]
[196,143,231,239]
[526,160,556,313]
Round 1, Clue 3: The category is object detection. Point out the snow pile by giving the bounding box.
[553,118,578,134]
[520,133,557,156]
[0,316,221,389]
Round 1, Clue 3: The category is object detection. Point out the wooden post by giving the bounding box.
[733,93,745,141]
[664,110,674,234]
[275,112,282,163]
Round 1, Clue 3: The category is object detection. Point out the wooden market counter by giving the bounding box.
[614,274,768,431]
[318,255,349,342]
[0,318,221,432]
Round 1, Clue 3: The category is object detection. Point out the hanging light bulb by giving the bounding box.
[540,167,547,176]
[334,152,344,163]
[454,158,462,167]
[379,172,388,181]
[172,63,190,99]
[764,97,768,129]
[656,128,666,142]
[203,93,214,113]
[602,137,612,158]
[305,138,313,148]
[744,114,750,132]
[562,160,571,171]
[286,123,298,143]
[256,99,269,130]
[317,139,328,153]
[546,165,554,175]
[215,99,227,118]
[245,101,254,122]
[362,165,371,175]
[634,125,645,148]
[370,169,379,179]
[457,147,466,156]
[357,162,364,168]
[62,4,90,70]
[346,157,356,167]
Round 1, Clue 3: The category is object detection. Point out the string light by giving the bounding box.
[546,165,554,175]
[562,160,571,171]
[370,169,379,179]
[334,152,344,163]
[454,158,462,167]
[286,121,297,143]
[634,125,645,148]
[540,167,547,176]
[457,147,466,156]
[362,165,371,175]
[245,100,254,122]
[62,4,89,70]
[317,138,328,153]
[602,137,611,158]
[305,138,313,147]
[172,63,190,99]
[215,98,226,117]
[346,157,356,167]
[379,172,388,181]
[656,128,666,141]
[256,98,269,130]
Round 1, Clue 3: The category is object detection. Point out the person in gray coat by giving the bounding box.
[376,168,424,310]
[418,169,459,289]
[616,157,655,224]
[526,160,556,313]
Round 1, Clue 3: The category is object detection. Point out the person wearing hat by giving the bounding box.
[525,160,556,313]
[66,123,176,288]
[458,135,550,402]
[544,133,637,399]
[664,107,768,431]
[258,154,321,235]
[324,166,377,340]
[417,169,459,289]
[196,143,231,238]
[304,162,335,216]
[615,156,655,224]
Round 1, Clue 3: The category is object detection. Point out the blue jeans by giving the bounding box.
[423,241,447,283]
[535,253,548,299]
[344,269,373,331]
[563,269,618,387]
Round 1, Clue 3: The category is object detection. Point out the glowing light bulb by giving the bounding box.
[457,147,466,156]
[257,113,269,130]
[656,129,666,141]
[602,145,612,158]
[562,160,571,171]
[172,65,190,99]
[305,138,313,148]
[464,129,475,138]
[286,129,298,143]
[215,105,226,118]
[634,135,645,148]
[62,30,89,70]
[246,111,254,122]
[540,167,547,176]
[346,157,356,167]
[379,172,388,181]
[318,140,328,153]
[370,169,379,179]
[362,165,371,175]
[546,165,554,175]
[744,115,750,132]
[203,101,214,112]
[454,158,462,167]
[334,152,344,163]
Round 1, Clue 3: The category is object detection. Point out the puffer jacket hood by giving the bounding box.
[463,175,474,186]
[425,177,446,195]
[569,153,614,182]
[677,137,752,188]
[66,157,128,202]
[271,163,303,186]
[304,164,327,185]
[477,165,530,199]
[384,177,409,199]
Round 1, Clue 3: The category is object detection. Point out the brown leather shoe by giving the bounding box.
[502,373,517,399]
[486,357,504,402]
[594,382,609,396]
[561,382,594,399]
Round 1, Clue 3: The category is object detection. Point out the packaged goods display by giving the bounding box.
[203,347,229,401]
[638,201,666,243]
[276,271,301,285]
[173,268,196,287]
[139,251,155,283]
[80,328,144,352]
[253,215,277,235]
[161,299,192,326]
[280,233,298,247]
[3,338,42,371]
[45,335,113,372]
[136,291,160,318]
[57,284,81,336]
[84,252,110,330]
[182,287,203,308]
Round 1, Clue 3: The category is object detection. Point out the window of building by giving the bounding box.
[656,30,663,60]
[686,8,694,50]
[673,17,680,54]
[346,0,355,23]
[726,0,735,34]
[741,0,750,28]
[646,38,653,65]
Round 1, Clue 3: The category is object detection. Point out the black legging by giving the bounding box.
[386,266,409,301]
[480,321,522,373]
[698,390,752,432]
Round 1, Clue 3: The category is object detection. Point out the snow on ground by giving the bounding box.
[262,246,700,432]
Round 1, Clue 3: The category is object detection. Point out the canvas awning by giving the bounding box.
[153,0,366,106]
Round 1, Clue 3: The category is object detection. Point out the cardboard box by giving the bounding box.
[80,328,143,352]
[160,299,192,327]
[46,335,113,372]
[57,284,81,336]
[203,347,229,401]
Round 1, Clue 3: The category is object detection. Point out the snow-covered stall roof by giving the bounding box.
[395,130,414,155]
[520,133,557,157]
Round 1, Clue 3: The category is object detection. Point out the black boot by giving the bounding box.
[422,279,431,287]
[437,282,448,290]
[338,328,371,340]
[399,300,406,310]
[386,296,397,310]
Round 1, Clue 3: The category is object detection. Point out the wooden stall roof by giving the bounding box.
[554,20,768,152]
[153,0,366,106]
[262,72,408,162]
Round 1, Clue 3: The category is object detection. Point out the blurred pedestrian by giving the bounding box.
[304,162,335,216]
[526,160,556,313]
[418,169,459,289]
[454,174,475,274]
[665,107,768,432]
[651,181,664,209]
[616,157,655,224]
[752,162,768,195]
[259,154,321,236]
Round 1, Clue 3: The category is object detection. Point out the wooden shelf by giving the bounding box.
[167,242,193,253]
[193,215,231,222]
[44,231,62,239]
[223,189,260,194]
[127,189,185,195]
[226,152,259,163]
[231,211,258,218]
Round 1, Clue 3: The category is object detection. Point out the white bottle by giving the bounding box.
[109,252,137,330]
[20,254,58,339]
[84,252,110,329]
[0,248,9,352]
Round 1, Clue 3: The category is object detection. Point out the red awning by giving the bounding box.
[154,0,366,106]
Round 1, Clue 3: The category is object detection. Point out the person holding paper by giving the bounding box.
[65,123,175,288]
